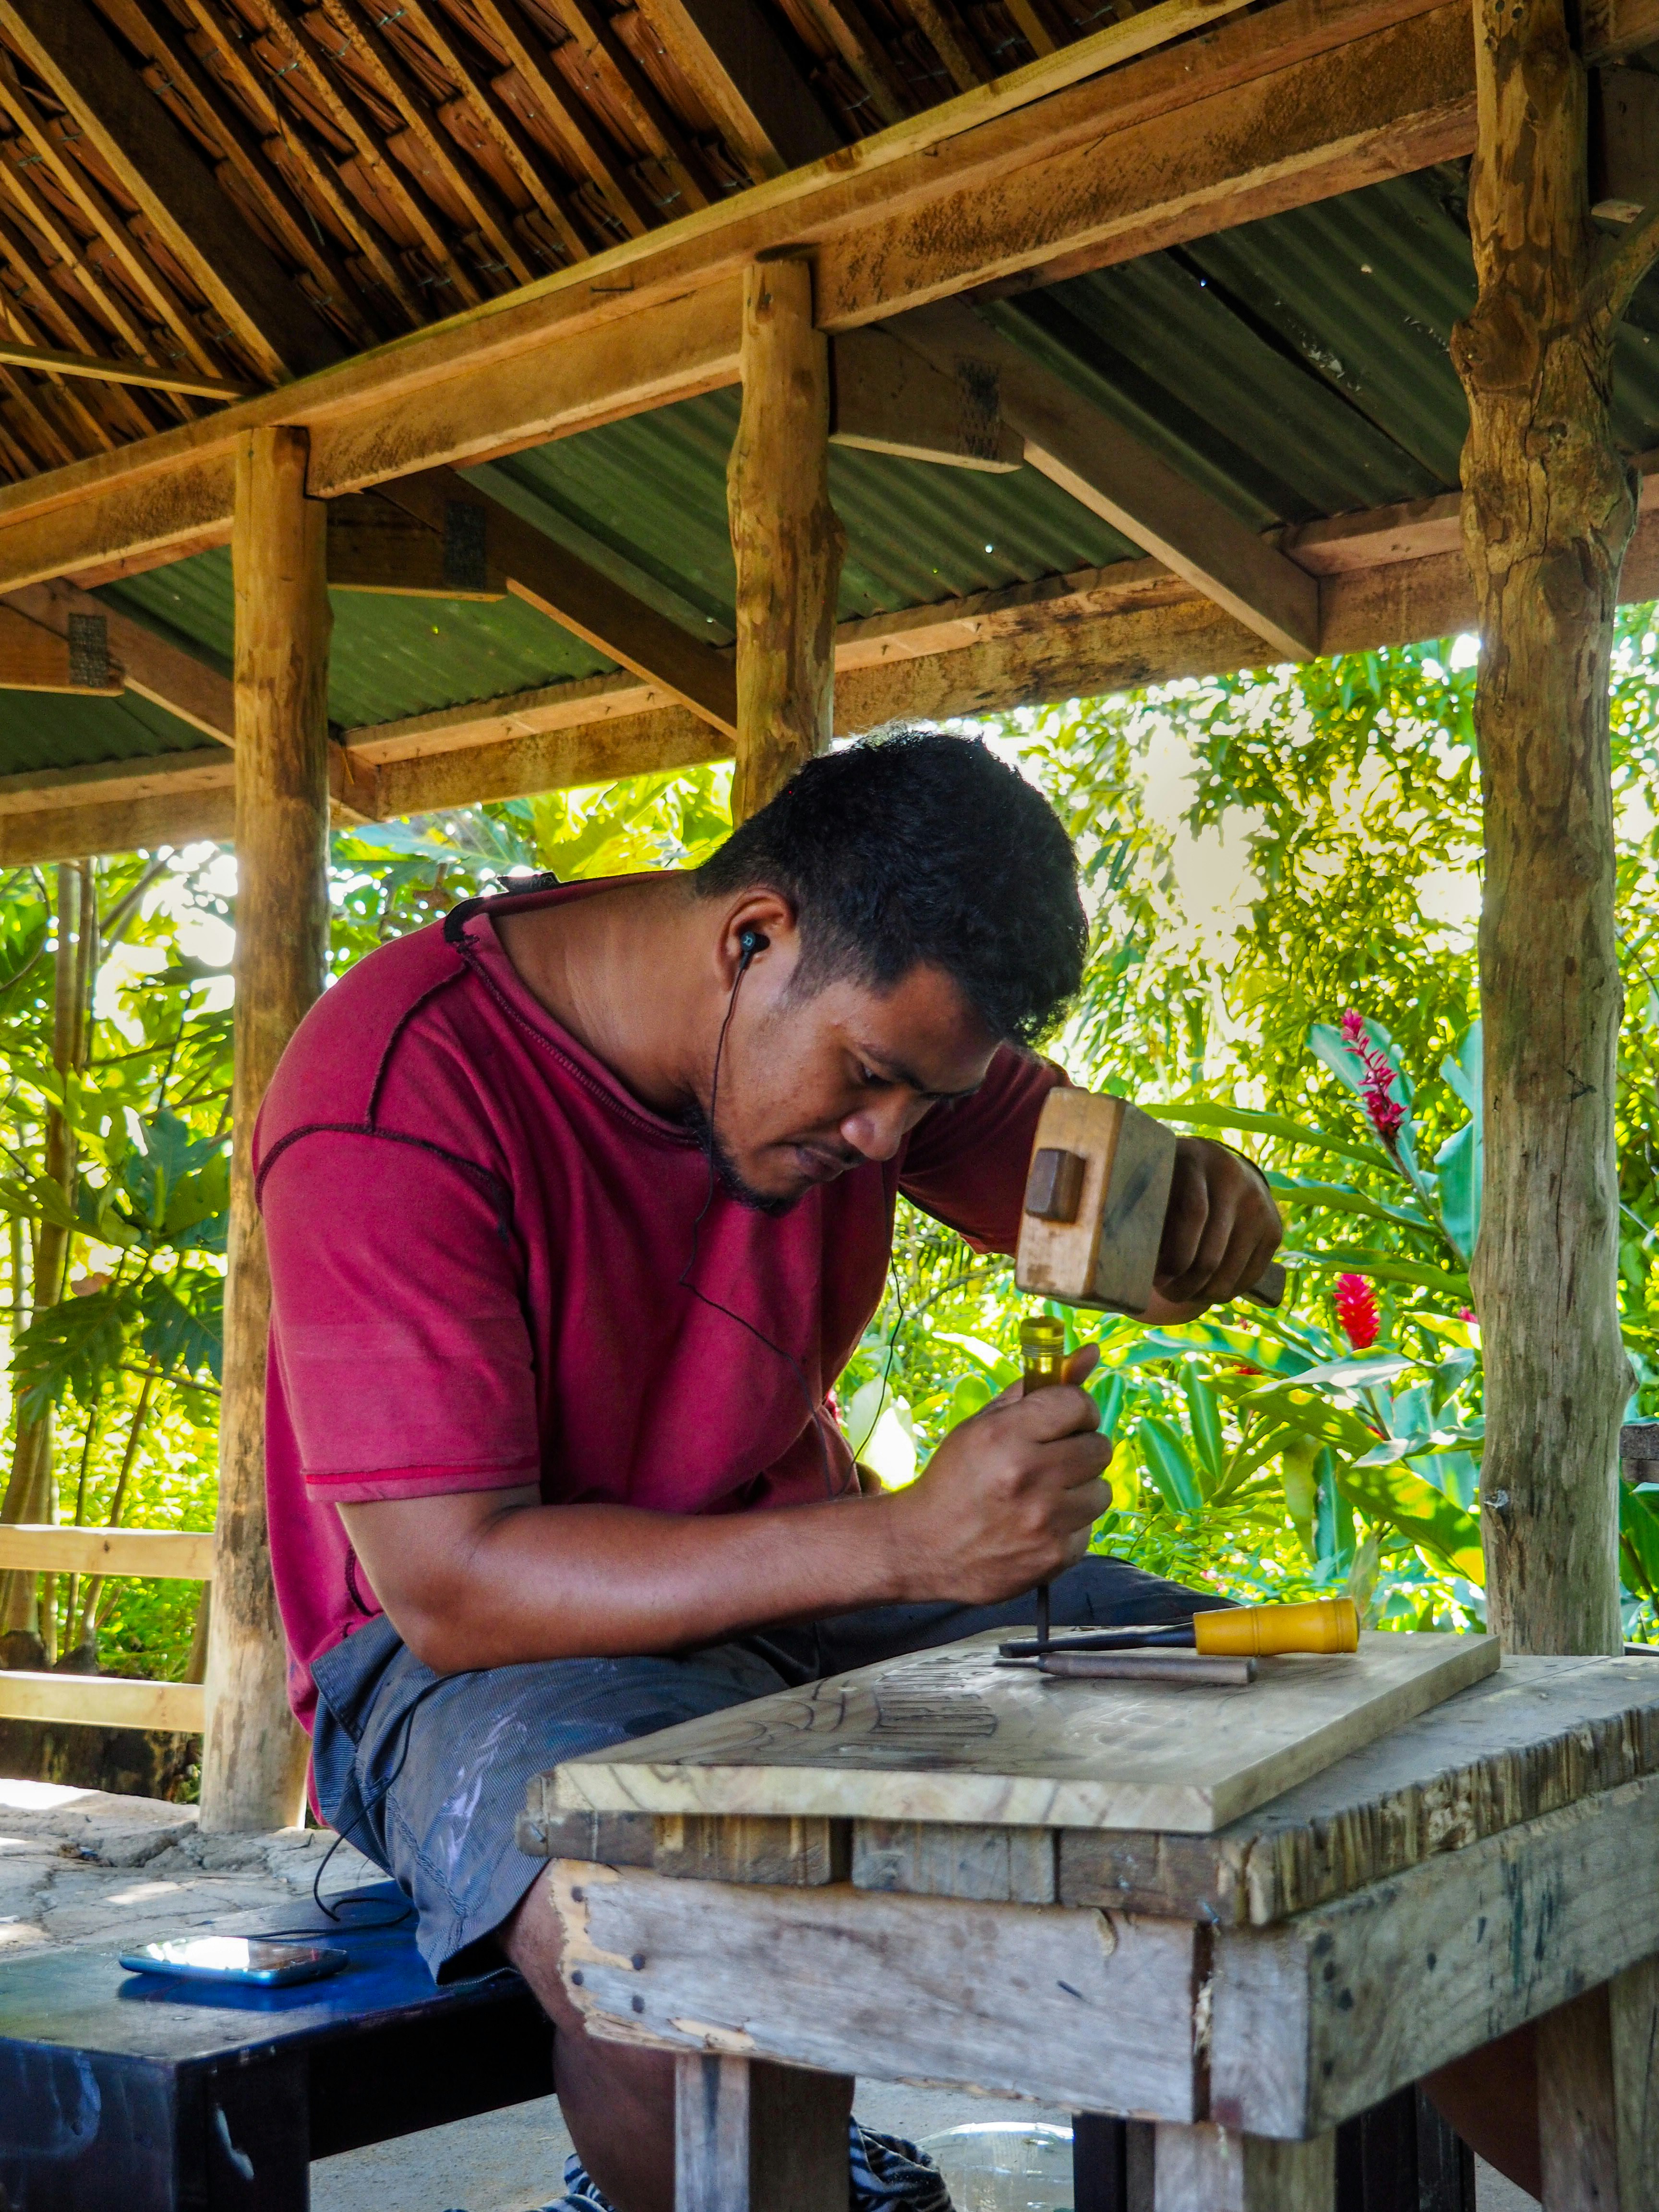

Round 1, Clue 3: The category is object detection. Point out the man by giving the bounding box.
[259,730,1281,2212]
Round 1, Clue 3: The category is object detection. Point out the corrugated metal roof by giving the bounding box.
[106,548,613,731]
[13,164,1659,782]
[0,688,212,781]
[468,387,1136,642]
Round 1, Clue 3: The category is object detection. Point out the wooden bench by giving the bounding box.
[0,1880,553,2210]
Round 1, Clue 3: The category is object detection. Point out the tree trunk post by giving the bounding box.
[200,425,331,1832]
[1452,0,1650,1655]
[726,252,845,824]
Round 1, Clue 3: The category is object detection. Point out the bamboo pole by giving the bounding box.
[726,254,845,823]
[1452,0,1659,1653]
[199,425,330,1831]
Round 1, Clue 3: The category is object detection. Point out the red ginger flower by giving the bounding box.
[1334,1273,1381,1350]
[1340,1008,1406,1147]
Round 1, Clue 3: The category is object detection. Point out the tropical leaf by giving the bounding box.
[1141,1098,1392,1174]
[1135,1416,1203,1513]
[12,1286,133,1417]
[137,1271,223,1382]
[1332,1457,1484,1578]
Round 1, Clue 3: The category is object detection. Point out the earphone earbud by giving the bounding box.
[737,927,769,968]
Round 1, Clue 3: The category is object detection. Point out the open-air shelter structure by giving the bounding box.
[0,0,1643,1958]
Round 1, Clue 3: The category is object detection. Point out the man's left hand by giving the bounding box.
[1143,1135,1282,1323]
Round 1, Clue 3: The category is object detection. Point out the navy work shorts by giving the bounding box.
[309,1554,1208,1981]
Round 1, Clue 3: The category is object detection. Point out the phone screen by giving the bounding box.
[119,1937,349,1986]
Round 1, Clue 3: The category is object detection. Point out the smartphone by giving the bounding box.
[119,1936,350,1987]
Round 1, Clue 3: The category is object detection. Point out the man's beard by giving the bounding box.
[679,1100,799,1217]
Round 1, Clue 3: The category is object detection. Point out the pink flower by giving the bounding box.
[1334,1273,1381,1350]
[1458,1306,1477,1325]
[1340,1008,1406,1147]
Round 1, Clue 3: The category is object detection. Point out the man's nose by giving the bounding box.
[839,1099,919,1162]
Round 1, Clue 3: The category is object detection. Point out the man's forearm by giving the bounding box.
[341,1489,911,1674]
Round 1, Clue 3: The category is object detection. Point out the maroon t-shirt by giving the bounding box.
[256,880,1062,1731]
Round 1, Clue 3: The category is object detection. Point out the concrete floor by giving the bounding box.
[311,2089,1541,2212]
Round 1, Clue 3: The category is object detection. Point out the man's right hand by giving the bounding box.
[883,1360,1113,1604]
[341,1347,1113,1671]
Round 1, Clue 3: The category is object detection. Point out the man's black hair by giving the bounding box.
[696,729,1086,1046]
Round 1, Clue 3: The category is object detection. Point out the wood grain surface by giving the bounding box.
[1209,1769,1659,2135]
[548,1630,1498,1834]
[553,1861,1205,2116]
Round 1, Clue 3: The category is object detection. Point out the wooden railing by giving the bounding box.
[0,1524,209,1733]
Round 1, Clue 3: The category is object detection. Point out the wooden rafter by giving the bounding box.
[377,465,739,733]
[0,0,343,379]
[0,336,249,396]
[0,53,232,389]
[4,572,234,736]
[0,0,1455,575]
[121,0,381,350]
[11,476,1659,866]
[640,0,842,178]
[893,300,1320,658]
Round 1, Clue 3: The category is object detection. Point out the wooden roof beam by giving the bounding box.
[377,468,739,736]
[830,326,1023,469]
[3,575,234,740]
[18,471,1659,862]
[0,0,347,382]
[6,0,1659,580]
[892,301,1320,658]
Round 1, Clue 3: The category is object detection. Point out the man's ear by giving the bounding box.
[716,890,799,986]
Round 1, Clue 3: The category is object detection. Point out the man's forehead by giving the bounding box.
[831,966,999,1093]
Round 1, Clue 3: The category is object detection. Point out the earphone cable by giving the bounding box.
[677,946,853,1503]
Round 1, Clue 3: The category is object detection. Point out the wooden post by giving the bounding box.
[1536,1960,1659,2212]
[1153,2121,1334,2212]
[199,425,331,1833]
[726,252,845,824]
[673,2053,851,2212]
[1452,0,1659,1654]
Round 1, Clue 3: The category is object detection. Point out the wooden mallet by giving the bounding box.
[1016,1091,1286,1315]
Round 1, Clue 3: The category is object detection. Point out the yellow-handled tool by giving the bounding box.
[999,1596,1358,1664]
[1194,1597,1358,1657]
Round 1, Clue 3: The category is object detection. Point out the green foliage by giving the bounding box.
[845,613,1659,1639]
[10,606,1659,1687]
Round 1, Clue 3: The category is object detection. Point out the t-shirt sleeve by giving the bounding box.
[897,1046,1067,1256]
[261,1127,540,1503]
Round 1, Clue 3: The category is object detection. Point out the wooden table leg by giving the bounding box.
[674,2051,851,2212]
[1538,1957,1659,2212]
[1154,2120,1334,2212]
[1074,2114,1155,2212]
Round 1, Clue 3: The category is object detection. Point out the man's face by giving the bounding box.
[699,957,1002,1210]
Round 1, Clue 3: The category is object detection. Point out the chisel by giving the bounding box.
[998,1595,1359,1664]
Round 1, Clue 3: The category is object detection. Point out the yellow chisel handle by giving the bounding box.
[1194,1597,1359,1657]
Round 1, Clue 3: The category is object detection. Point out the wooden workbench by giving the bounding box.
[525,1645,1659,2212]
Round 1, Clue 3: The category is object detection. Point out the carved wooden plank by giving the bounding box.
[1058,1653,1659,1923]
[552,1861,1204,2117]
[675,2054,850,2212]
[548,1631,1499,1835]
[1209,1773,1659,2137]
